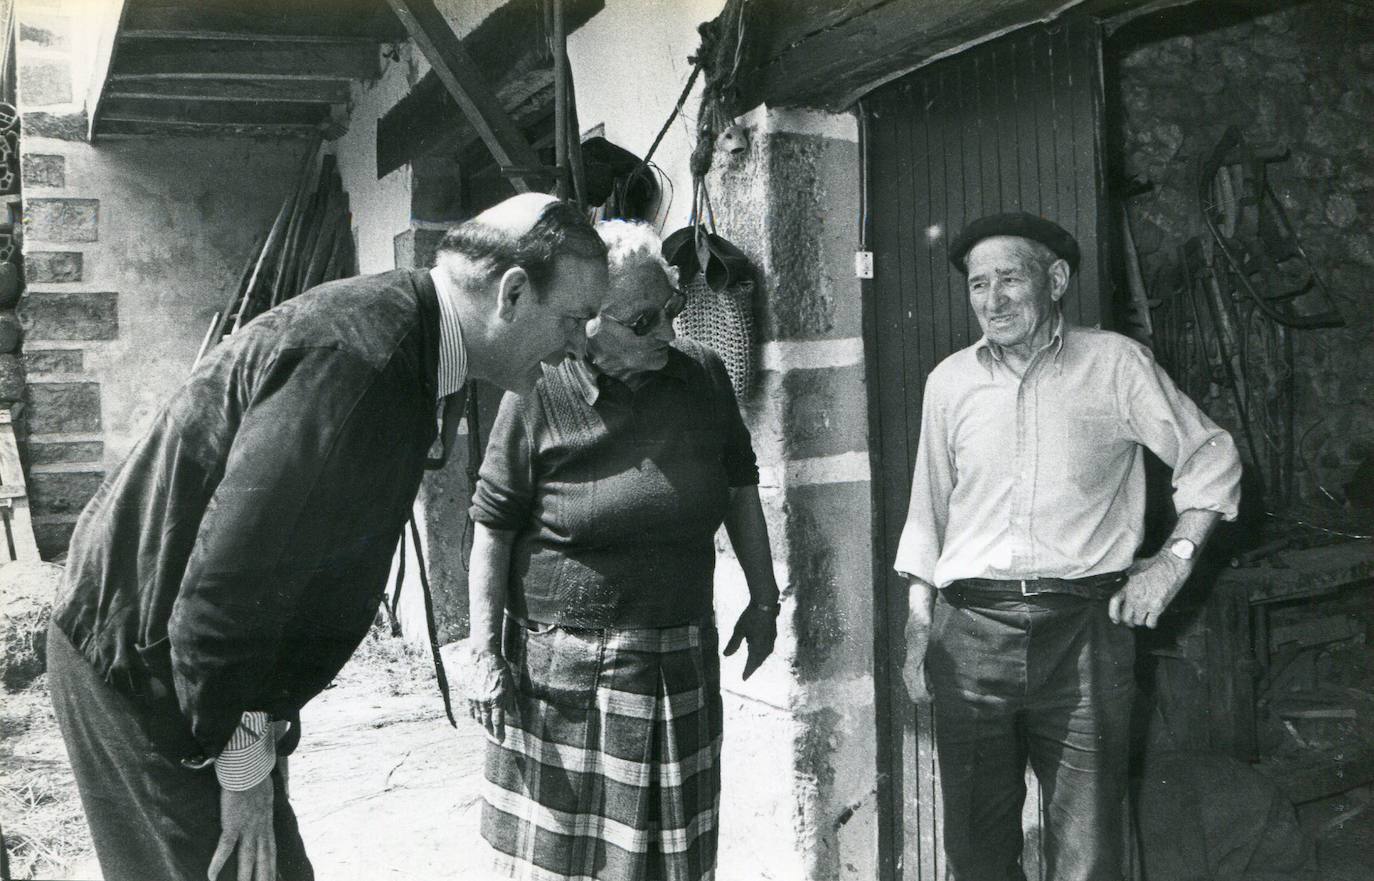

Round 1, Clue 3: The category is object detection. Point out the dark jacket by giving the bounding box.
[52,269,443,758]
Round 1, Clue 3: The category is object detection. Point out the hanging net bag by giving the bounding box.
[664,180,756,398]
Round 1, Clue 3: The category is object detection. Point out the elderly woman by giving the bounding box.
[457,219,780,880]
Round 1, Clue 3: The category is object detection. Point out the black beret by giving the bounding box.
[948,212,1080,274]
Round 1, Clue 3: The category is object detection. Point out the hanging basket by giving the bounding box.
[673,270,755,399]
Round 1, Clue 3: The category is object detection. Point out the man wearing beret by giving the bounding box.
[894,212,1242,880]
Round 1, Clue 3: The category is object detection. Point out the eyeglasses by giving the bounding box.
[599,288,687,337]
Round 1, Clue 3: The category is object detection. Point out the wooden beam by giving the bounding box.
[106,75,351,103]
[97,119,322,137]
[378,66,551,177]
[383,0,545,193]
[743,0,1082,111]
[99,97,331,126]
[375,0,601,176]
[737,0,1221,111]
[87,0,132,143]
[123,1,406,40]
[112,36,378,81]
[120,28,380,45]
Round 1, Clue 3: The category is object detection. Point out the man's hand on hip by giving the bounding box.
[209,775,275,881]
[1110,552,1190,629]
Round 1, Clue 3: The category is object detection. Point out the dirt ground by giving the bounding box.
[0,628,494,881]
[4,626,1373,880]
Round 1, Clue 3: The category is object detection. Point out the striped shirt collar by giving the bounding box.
[431,268,468,400]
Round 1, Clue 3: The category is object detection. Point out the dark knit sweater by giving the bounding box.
[470,339,759,628]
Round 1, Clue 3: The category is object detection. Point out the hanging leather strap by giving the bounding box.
[387,529,406,637]
[410,514,457,728]
[461,386,483,570]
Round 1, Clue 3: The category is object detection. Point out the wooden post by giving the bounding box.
[552,0,569,200]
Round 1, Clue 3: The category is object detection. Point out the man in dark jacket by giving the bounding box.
[46,193,608,881]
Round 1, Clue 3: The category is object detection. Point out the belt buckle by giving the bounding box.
[1020,579,1039,597]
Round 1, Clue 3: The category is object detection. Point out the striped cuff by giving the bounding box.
[214,711,276,792]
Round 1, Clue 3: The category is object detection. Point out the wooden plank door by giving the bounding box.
[862,15,1109,881]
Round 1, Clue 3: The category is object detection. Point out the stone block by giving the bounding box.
[29,470,103,516]
[0,313,21,353]
[25,382,100,433]
[0,353,23,401]
[25,198,98,243]
[779,365,867,461]
[18,60,72,106]
[1304,109,1358,155]
[1358,42,1374,70]
[19,291,117,340]
[22,349,81,374]
[784,481,875,683]
[33,520,75,560]
[25,251,82,283]
[18,19,68,50]
[1338,170,1374,193]
[28,440,102,466]
[0,264,19,309]
[1344,233,1374,268]
[1249,33,1301,61]
[1326,194,1359,229]
[393,227,446,270]
[22,111,86,141]
[21,154,64,188]
[1293,153,1334,180]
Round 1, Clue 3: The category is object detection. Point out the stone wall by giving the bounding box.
[1114,0,1374,506]
[13,0,309,556]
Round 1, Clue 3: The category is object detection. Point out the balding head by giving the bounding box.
[472,191,559,233]
[435,194,605,298]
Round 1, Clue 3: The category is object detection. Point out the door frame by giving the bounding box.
[861,15,1111,880]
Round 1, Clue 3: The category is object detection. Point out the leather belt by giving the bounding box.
[945,570,1129,603]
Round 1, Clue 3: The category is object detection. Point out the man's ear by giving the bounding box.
[1048,258,1070,302]
[496,266,529,320]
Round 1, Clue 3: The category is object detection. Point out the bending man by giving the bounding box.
[47,194,608,881]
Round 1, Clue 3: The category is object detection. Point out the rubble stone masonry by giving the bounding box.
[1115,0,1374,506]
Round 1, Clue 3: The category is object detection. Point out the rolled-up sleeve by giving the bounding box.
[469,391,536,530]
[1118,345,1242,521]
[893,379,954,583]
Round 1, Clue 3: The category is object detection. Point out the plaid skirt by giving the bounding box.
[481,618,723,881]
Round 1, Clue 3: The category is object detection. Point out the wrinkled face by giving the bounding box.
[501,255,608,394]
[965,236,1066,352]
[587,263,681,382]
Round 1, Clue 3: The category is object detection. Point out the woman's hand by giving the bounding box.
[443,641,517,741]
[724,605,777,680]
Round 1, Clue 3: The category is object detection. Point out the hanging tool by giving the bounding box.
[1198,126,1345,329]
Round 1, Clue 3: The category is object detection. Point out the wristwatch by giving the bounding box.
[752,599,781,616]
[1167,538,1197,561]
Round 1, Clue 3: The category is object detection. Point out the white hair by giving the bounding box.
[595,219,678,287]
